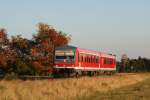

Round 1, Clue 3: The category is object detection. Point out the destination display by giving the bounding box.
[55,50,75,56]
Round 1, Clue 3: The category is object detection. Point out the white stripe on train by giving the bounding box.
[54,66,116,71]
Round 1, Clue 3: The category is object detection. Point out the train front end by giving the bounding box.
[54,46,78,75]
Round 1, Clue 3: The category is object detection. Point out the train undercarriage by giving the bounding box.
[54,68,116,78]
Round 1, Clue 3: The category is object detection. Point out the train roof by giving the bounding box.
[55,45,77,50]
[77,47,100,55]
[55,45,116,58]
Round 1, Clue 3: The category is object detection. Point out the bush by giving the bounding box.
[4,72,18,80]
[15,58,34,75]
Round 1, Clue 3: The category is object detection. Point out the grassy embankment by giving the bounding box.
[0,73,150,100]
[78,74,150,100]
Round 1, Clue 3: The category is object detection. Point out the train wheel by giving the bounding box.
[89,72,94,76]
[75,72,79,78]
[75,71,81,78]
[93,72,97,76]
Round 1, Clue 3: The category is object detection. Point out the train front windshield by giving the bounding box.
[55,50,75,63]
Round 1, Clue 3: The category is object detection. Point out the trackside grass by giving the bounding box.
[77,76,150,100]
[0,73,150,100]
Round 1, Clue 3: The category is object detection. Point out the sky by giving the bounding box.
[0,0,150,60]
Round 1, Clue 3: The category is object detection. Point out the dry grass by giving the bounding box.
[0,73,150,100]
[79,74,150,100]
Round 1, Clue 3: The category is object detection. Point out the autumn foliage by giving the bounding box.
[0,23,71,76]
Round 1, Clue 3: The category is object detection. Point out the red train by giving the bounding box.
[54,45,116,77]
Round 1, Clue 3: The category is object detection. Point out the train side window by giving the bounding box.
[79,53,83,62]
[94,56,96,63]
[104,58,106,64]
[78,53,80,62]
[90,56,91,63]
[110,59,113,64]
[89,56,91,63]
[104,58,113,64]
[86,56,88,63]
[85,56,87,63]
[114,59,116,64]
[96,57,98,63]
[93,56,95,63]
[104,58,107,64]
[97,57,99,63]
[88,57,90,63]
[86,55,88,63]
[81,56,83,62]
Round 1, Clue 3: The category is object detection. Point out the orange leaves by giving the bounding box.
[35,23,71,48]
[0,23,71,75]
[0,28,9,44]
[32,23,71,71]
[32,61,44,71]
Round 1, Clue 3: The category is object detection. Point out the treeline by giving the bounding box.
[0,23,71,77]
[117,54,150,72]
[0,23,150,78]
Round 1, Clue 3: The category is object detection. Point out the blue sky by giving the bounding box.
[0,0,150,59]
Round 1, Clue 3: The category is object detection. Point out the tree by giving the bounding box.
[11,35,33,55]
[10,35,34,75]
[32,23,71,75]
[0,23,71,76]
[0,28,16,74]
[136,56,145,72]
[0,28,9,45]
[120,54,129,72]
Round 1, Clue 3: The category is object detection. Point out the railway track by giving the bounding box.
[18,73,138,80]
[0,73,138,80]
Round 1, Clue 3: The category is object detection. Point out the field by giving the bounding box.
[0,73,150,100]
